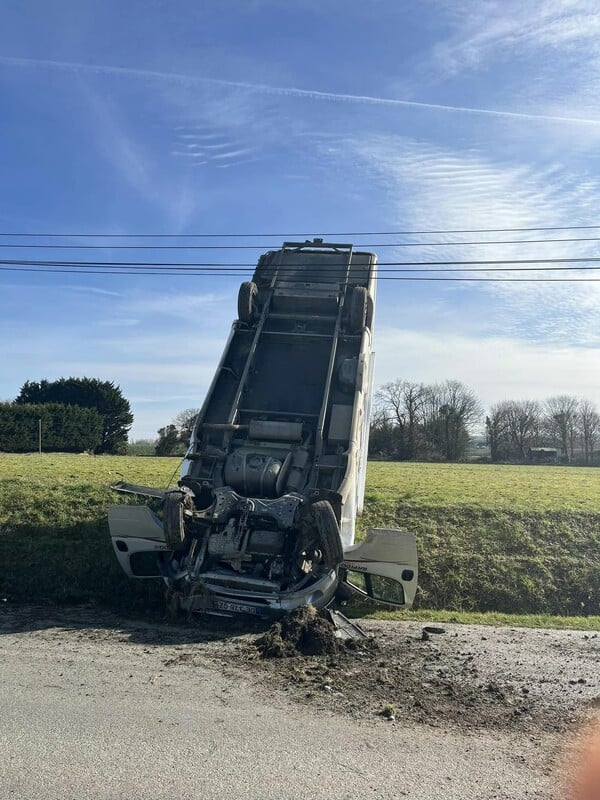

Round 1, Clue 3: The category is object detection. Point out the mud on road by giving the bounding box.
[249,611,600,733]
[1,603,598,736]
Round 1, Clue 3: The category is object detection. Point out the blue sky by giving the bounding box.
[1,0,600,439]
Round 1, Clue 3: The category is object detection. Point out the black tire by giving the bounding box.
[311,500,344,567]
[238,281,258,323]
[163,491,190,552]
[349,286,368,333]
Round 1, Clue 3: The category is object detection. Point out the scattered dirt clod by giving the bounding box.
[255,606,339,658]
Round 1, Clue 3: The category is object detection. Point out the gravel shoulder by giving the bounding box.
[1,604,598,800]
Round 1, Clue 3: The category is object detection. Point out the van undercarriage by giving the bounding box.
[109,240,418,617]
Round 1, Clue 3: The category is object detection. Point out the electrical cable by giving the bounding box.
[1,265,599,281]
[2,235,600,249]
[4,256,600,269]
[3,223,600,237]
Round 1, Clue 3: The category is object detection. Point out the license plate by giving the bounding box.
[214,599,260,615]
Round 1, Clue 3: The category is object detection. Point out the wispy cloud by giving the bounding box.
[171,129,256,167]
[125,290,228,321]
[429,0,600,76]
[85,90,155,198]
[65,285,123,297]
[96,318,140,327]
[79,83,200,230]
[341,134,600,345]
[2,54,600,126]
[412,0,600,134]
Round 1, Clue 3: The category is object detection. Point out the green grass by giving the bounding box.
[0,454,177,610]
[0,454,598,622]
[365,461,600,512]
[349,607,600,631]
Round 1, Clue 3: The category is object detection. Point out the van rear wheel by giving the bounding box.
[349,286,368,333]
[238,281,258,323]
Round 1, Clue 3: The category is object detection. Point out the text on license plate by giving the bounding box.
[214,600,260,615]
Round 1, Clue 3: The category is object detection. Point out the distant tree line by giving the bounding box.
[0,378,133,454]
[485,396,599,464]
[369,379,481,461]
[370,379,600,465]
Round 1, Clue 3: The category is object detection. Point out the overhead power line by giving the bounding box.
[4,256,600,269]
[3,223,600,237]
[1,265,598,281]
[2,256,600,281]
[2,235,600,249]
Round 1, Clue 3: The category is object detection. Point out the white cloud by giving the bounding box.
[342,135,600,345]
[414,0,600,135]
[85,90,155,199]
[375,327,600,411]
[80,84,201,231]
[124,290,231,321]
[429,0,600,74]
[96,318,140,327]
[65,285,123,297]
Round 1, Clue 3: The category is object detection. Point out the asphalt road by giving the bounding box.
[0,607,579,800]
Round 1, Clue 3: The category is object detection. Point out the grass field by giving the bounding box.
[366,461,600,512]
[1,454,599,622]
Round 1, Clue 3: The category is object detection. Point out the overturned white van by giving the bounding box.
[109,240,418,617]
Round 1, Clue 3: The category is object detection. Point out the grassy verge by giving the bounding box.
[1,454,598,622]
[0,453,175,611]
[360,501,599,615]
[346,606,600,631]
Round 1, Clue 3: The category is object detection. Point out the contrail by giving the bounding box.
[2,54,600,126]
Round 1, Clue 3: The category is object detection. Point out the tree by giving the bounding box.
[155,424,180,456]
[155,408,201,456]
[373,378,481,461]
[369,406,403,459]
[577,399,600,465]
[503,400,542,459]
[485,402,511,462]
[544,396,579,463]
[422,380,482,461]
[173,408,201,446]
[16,378,133,454]
[375,380,425,459]
[0,402,102,453]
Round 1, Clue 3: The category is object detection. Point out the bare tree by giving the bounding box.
[375,380,426,459]
[503,400,542,459]
[173,407,201,445]
[375,383,600,466]
[545,396,579,462]
[577,399,600,465]
[485,402,511,462]
[423,380,482,461]
[368,405,398,458]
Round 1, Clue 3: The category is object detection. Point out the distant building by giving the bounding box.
[527,447,560,464]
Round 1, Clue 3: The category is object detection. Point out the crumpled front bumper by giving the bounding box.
[180,569,339,619]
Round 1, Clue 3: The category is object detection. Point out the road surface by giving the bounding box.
[1,606,596,800]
